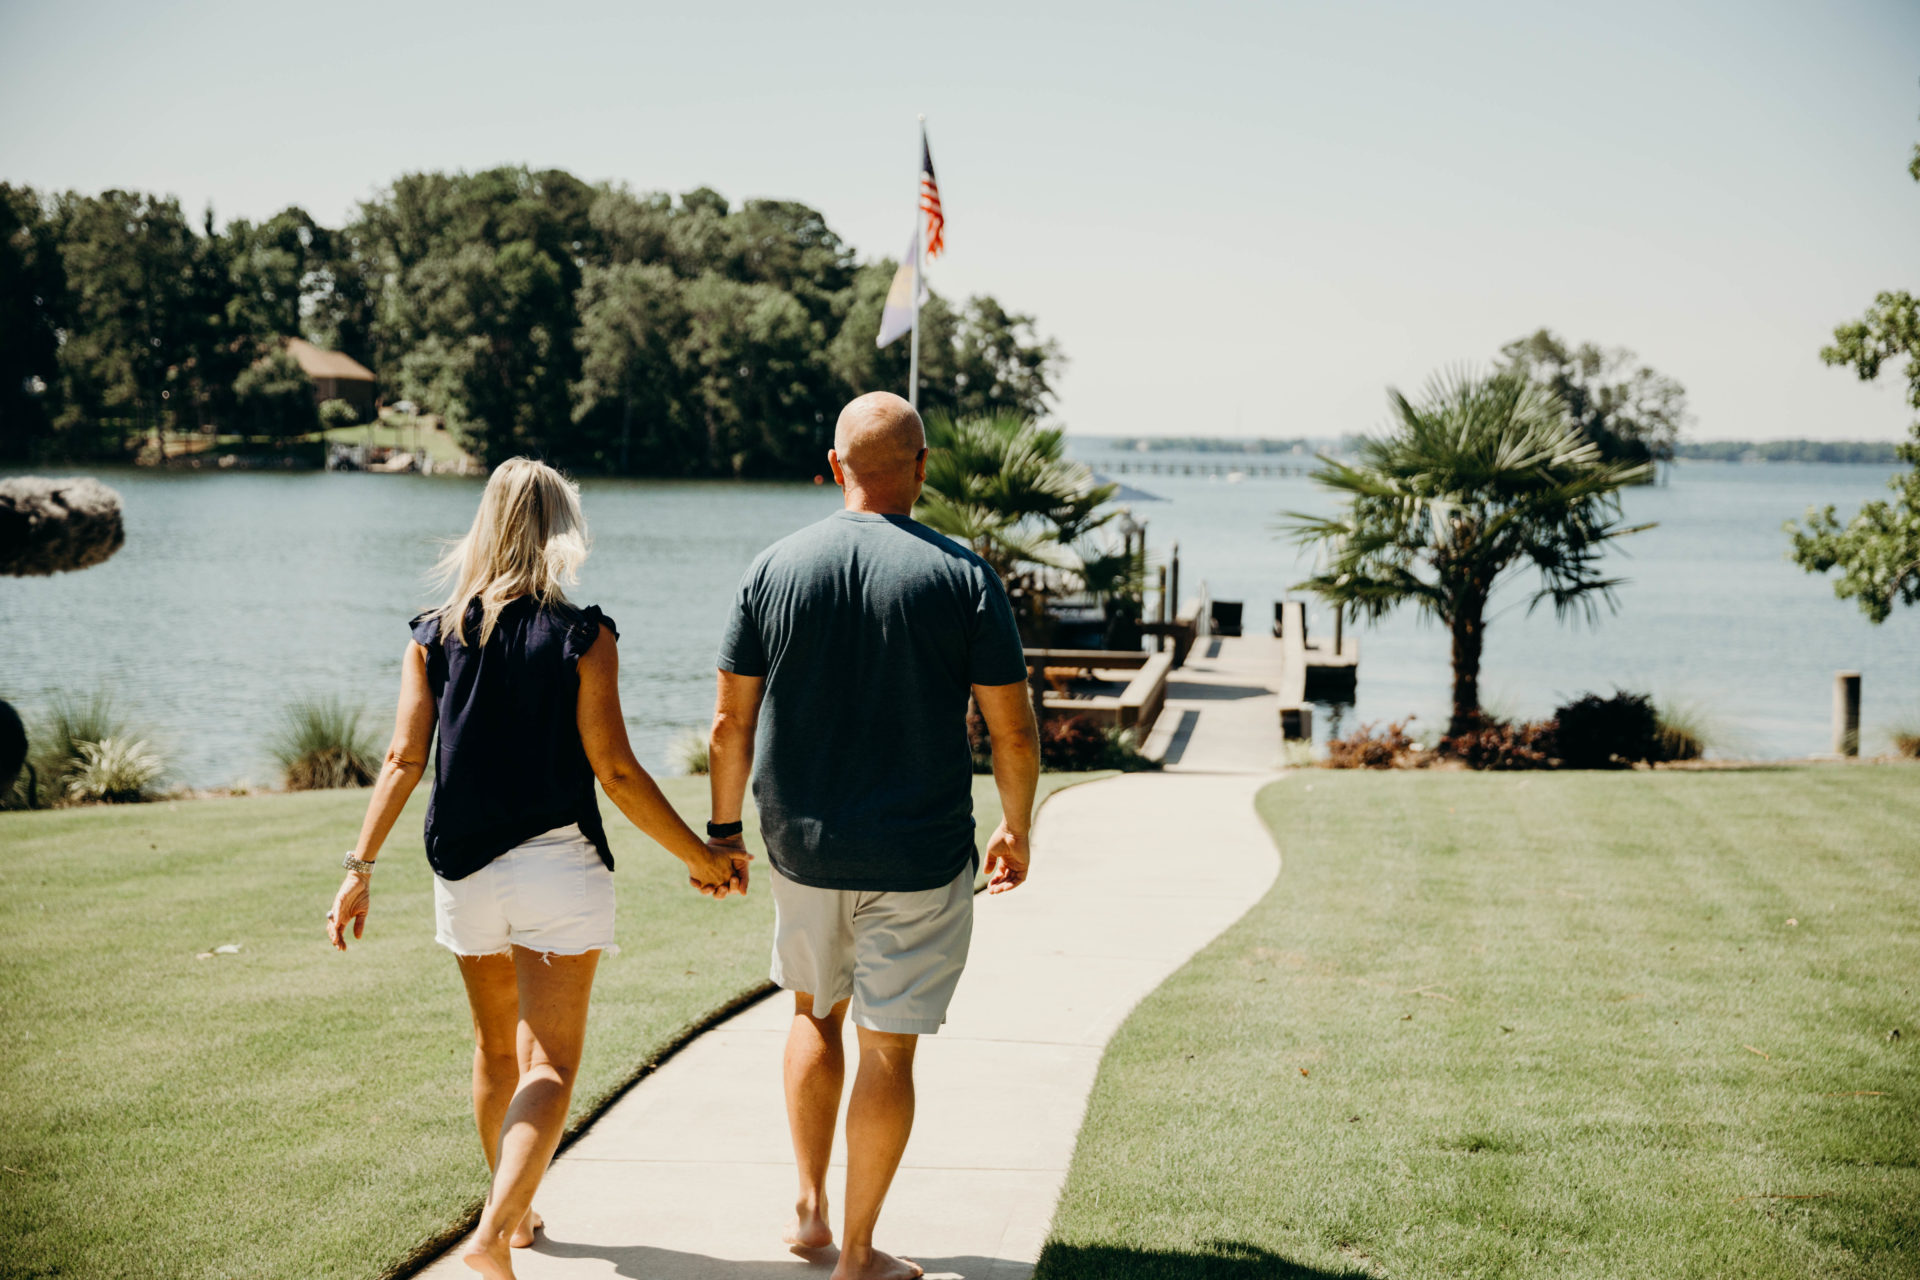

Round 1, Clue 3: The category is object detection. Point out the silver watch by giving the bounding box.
[342,852,376,874]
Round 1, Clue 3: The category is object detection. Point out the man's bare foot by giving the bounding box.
[784,1202,835,1257]
[830,1246,922,1280]
[510,1208,543,1249]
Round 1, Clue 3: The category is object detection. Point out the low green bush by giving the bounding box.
[669,728,710,775]
[1554,690,1662,768]
[65,736,165,803]
[271,697,378,790]
[317,397,361,430]
[2,690,162,807]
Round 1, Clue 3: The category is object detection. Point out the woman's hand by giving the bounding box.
[689,837,752,898]
[327,871,371,950]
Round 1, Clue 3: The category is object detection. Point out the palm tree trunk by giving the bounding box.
[1447,594,1486,736]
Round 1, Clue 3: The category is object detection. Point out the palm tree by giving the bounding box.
[1282,367,1653,736]
[916,410,1121,636]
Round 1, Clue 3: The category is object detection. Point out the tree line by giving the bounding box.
[0,168,1062,474]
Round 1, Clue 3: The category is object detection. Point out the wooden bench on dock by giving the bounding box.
[1275,600,1358,740]
[1023,647,1174,734]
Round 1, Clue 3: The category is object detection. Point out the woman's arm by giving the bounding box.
[576,624,747,894]
[328,641,436,951]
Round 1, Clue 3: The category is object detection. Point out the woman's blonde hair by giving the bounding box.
[430,458,589,648]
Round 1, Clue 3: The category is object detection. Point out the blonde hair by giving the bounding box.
[431,458,589,648]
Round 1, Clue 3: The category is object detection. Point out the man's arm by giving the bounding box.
[972,679,1041,893]
[708,669,765,889]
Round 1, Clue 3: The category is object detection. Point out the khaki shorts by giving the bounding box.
[769,862,974,1035]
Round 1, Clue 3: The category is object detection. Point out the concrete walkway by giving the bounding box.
[418,637,1284,1280]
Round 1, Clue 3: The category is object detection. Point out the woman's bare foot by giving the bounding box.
[461,1230,515,1280]
[830,1246,922,1280]
[784,1201,835,1257]
[510,1208,543,1249]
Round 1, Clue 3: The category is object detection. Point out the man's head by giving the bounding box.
[828,391,927,514]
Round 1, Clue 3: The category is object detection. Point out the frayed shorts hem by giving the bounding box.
[849,1010,945,1036]
[435,937,619,960]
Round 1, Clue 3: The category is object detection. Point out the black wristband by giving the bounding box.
[706,820,744,839]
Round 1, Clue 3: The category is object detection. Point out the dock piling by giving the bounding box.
[1833,671,1861,757]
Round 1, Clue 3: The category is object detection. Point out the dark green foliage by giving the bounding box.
[1677,439,1900,464]
[231,349,318,440]
[315,397,359,430]
[4,172,1062,474]
[1553,690,1662,768]
[1499,328,1689,467]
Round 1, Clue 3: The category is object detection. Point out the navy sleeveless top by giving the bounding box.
[408,596,616,881]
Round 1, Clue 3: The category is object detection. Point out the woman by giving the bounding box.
[324,458,746,1280]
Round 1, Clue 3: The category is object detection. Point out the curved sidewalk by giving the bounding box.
[418,637,1284,1280]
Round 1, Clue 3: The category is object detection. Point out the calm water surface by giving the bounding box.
[2,452,1916,786]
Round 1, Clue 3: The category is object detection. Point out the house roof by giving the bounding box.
[285,337,375,382]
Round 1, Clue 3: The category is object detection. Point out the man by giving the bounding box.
[707,391,1042,1280]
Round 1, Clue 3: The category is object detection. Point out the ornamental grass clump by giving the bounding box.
[669,729,710,775]
[65,737,165,803]
[272,697,378,790]
[1654,697,1712,762]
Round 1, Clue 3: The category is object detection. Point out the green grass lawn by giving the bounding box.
[0,772,1100,1280]
[1036,766,1920,1280]
[317,420,472,467]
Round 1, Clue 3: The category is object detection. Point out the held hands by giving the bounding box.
[690,835,752,899]
[982,820,1031,894]
[326,871,371,950]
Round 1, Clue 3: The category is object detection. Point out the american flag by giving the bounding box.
[919,131,945,259]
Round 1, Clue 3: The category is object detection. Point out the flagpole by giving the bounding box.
[908,114,925,412]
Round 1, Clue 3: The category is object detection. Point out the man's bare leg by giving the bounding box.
[833,1027,923,1280]
[455,954,543,1249]
[784,993,849,1254]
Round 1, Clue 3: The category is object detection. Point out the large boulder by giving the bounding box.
[0,476,126,576]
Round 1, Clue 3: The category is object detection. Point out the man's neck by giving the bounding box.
[842,487,915,517]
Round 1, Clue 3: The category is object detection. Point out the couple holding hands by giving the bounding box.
[324,392,1042,1280]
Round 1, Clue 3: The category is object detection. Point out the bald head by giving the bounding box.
[833,392,925,476]
[829,392,928,514]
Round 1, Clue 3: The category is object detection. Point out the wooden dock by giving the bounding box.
[1275,599,1357,739]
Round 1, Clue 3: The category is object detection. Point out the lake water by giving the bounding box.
[3,450,1916,786]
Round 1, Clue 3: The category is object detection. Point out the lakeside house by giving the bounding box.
[285,338,376,419]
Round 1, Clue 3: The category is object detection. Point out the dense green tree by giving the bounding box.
[232,349,318,439]
[1498,329,1688,467]
[0,185,66,460]
[1283,368,1653,735]
[949,296,1061,420]
[680,273,833,475]
[572,261,695,472]
[1788,290,1920,622]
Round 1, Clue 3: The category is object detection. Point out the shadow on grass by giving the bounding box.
[1035,1239,1370,1279]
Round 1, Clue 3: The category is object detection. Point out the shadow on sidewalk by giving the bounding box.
[1034,1238,1370,1279]
[533,1236,1365,1279]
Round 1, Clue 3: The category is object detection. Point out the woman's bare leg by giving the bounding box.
[455,953,544,1248]
[462,947,599,1280]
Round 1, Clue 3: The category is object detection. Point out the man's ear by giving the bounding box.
[914,448,928,483]
[827,449,847,487]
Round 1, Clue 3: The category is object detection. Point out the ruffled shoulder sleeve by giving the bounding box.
[562,605,617,664]
[409,609,442,648]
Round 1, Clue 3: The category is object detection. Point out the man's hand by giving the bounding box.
[982,820,1030,894]
[326,871,370,950]
[691,835,752,898]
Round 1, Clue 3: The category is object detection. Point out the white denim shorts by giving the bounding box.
[432,824,618,958]
[769,862,974,1035]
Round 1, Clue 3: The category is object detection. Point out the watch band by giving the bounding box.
[342,852,376,874]
[706,820,744,839]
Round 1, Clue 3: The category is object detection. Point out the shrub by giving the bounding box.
[3,690,159,807]
[1041,714,1109,771]
[272,697,378,790]
[1892,721,1920,760]
[1441,716,1559,770]
[669,728,710,775]
[1325,718,1420,769]
[1553,691,1661,768]
[233,349,320,439]
[65,736,164,803]
[1654,698,1711,762]
[317,397,361,430]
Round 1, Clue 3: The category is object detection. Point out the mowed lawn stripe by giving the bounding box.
[0,772,1103,1280]
[1035,767,1918,1280]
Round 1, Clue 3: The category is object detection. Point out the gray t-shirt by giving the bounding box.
[718,510,1030,892]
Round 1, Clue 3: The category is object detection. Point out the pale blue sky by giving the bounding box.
[4,0,1917,441]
